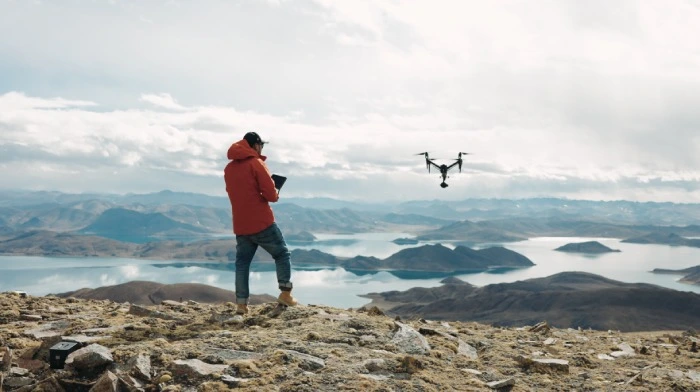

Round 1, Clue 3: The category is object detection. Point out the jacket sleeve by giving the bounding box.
[253,159,280,202]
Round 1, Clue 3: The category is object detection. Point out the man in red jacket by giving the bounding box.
[224,132,297,315]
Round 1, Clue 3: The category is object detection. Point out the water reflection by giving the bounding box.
[1,235,699,309]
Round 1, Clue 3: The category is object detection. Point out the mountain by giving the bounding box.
[80,208,210,242]
[3,292,699,391]
[0,230,138,256]
[380,213,455,227]
[273,204,377,233]
[419,217,700,243]
[54,281,274,305]
[362,272,700,331]
[622,232,700,248]
[555,241,621,253]
[651,265,700,285]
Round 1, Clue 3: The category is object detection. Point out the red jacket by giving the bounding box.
[224,139,279,235]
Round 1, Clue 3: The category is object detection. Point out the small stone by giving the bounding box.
[487,378,515,389]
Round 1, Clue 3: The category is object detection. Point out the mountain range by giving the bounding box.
[4,190,700,247]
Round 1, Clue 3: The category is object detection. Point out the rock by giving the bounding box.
[360,374,391,381]
[90,370,119,392]
[170,359,229,379]
[62,334,111,345]
[30,376,64,392]
[544,338,557,345]
[529,321,550,334]
[10,367,29,376]
[23,321,70,339]
[20,314,43,321]
[202,348,262,362]
[278,350,325,371]
[392,321,431,355]
[597,354,615,361]
[161,300,186,308]
[128,304,180,321]
[687,370,700,382]
[487,378,515,389]
[127,353,151,381]
[65,344,114,373]
[516,356,569,374]
[457,339,478,360]
[1,346,12,372]
[4,376,35,388]
[363,358,386,372]
[221,374,250,387]
[610,342,636,358]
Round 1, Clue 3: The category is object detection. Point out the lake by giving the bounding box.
[1,234,698,308]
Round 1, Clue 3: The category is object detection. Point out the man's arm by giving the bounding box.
[253,159,280,202]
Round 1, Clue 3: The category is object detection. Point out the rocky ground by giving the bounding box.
[0,291,699,391]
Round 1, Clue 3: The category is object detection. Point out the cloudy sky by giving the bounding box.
[1,0,700,202]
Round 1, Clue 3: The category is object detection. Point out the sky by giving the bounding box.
[1,0,700,202]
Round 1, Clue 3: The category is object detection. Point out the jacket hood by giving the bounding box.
[227,139,267,161]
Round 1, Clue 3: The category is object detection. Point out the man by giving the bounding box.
[224,131,297,315]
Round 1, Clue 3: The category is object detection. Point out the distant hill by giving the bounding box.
[622,232,700,248]
[54,280,275,305]
[554,241,621,253]
[380,213,455,227]
[419,217,700,243]
[0,230,138,256]
[362,272,700,331]
[651,265,700,285]
[273,204,377,234]
[80,208,210,242]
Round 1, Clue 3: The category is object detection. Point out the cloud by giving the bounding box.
[1,90,700,202]
[2,2,700,202]
[140,93,186,111]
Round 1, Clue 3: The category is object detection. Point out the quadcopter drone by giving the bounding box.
[416,152,469,188]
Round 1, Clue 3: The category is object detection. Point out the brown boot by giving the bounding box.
[277,291,298,307]
[236,304,249,315]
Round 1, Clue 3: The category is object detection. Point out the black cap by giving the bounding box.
[243,132,267,147]
[243,132,266,147]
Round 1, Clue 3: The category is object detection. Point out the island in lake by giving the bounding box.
[0,230,534,274]
[651,265,700,286]
[554,241,621,254]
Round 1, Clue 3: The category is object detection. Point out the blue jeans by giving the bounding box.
[235,223,292,304]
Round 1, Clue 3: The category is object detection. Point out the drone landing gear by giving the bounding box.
[440,182,448,188]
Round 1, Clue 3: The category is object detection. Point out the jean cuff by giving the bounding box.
[278,282,293,291]
[236,297,248,305]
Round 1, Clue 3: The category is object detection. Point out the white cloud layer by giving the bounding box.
[1,0,700,202]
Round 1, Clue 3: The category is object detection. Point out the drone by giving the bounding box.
[416,152,469,188]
